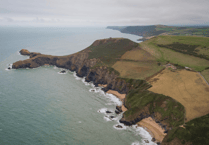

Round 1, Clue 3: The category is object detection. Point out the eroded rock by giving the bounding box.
[19,49,30,56]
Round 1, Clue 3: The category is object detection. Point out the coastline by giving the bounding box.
[105,89,166,143]
[14,45,169,144]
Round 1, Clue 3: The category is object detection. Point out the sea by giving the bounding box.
[0,27,156,145]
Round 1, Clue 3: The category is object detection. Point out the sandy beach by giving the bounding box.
[137,117,167,142]
[106,89,166,143]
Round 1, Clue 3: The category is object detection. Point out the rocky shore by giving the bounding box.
[13,38,186,144]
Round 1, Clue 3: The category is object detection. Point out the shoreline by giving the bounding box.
[105,89,166,143]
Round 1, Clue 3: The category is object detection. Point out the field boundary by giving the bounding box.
[199,72,209,86]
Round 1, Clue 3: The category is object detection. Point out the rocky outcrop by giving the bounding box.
[19,49,30,56]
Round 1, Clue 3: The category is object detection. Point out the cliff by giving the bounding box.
[13,38,188,144]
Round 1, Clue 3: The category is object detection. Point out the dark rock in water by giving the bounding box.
[106,111,112,114]
[60,70,66,73]
[115,125,123,128]
[115,110,120,114]
[8,67,11,70]
[144,140,149,143]
[115,105,123,114]
[110,116,115,119]
[91,89,95,92]
[152,138,156,142]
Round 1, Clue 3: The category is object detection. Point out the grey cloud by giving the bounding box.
[0,0,208,26]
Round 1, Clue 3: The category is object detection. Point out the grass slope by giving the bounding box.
[162,113,209,145]
[88,38,138,66]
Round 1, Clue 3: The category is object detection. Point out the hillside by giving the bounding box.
[107,25,209,40]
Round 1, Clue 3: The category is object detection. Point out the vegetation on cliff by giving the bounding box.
[115,78,185,131]
[162,113,209,145]
[87,38,139,66]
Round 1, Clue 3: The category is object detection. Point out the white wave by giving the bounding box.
[113,123,127,130]
[89,88,96,92]
[130,125,156,145]
[58,72,67,74]
[73,71,81,80]
[82,77,90,86]
[104,116,111,121]
[131,141,140,145]
[5,64,13,71]
[97,108,107,114]
[105,93,122,106]
[90,83,95,88]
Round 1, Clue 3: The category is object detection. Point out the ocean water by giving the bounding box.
[0,27,155,145]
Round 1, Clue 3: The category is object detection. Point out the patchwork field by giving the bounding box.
[147,68,209,122]
[140,35,209,71]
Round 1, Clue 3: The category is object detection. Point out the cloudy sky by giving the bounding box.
[0,0,209,26]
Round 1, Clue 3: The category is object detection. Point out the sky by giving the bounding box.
[0,0,209,27]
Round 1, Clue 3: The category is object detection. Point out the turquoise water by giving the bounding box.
[0,27,155,145]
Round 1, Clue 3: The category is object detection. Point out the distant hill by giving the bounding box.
[107,25,209,40]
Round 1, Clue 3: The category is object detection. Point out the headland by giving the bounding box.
[13,35,209,144]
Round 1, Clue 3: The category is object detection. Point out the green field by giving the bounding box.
[140,35,209,71]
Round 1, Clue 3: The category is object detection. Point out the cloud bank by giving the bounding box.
[0,0,209,26]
